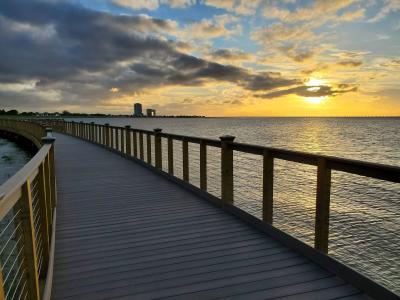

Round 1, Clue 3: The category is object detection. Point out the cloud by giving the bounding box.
[379,58,400,68]
[257,0,364,63]
[257,84,358,99]
[336,60,363,67]
[0,0,298,110]
[332,50,370,59]
[204,0,262,15]
[181,98,193,103]
[112,0,195,10]
[128,55,298,92]
[252,23,320,62]
[178,14,242,41]
[207,48,252,63]
[368,0,400,23]
[337,8,365,21]
[264,0,360,24]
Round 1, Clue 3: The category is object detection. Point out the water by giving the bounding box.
[0,137,32,185]
[6,117,400,293]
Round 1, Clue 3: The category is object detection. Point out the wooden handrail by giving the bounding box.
[0,119,57,300]
[53,119,400,254]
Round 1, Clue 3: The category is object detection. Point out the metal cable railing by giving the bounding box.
[0,119,57,300]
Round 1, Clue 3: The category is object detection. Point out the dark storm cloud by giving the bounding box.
[0,0,298,108]
[257,85,357,99]
[0,0,175,83]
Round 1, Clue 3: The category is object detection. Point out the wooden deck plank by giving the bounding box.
[52,133,370,299]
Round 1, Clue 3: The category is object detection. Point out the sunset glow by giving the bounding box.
[0,0,399,116]
[305,97,325,105]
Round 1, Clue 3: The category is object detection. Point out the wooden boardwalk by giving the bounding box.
[51,133,370,299]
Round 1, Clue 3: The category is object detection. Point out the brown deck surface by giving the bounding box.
[51,133,370,299]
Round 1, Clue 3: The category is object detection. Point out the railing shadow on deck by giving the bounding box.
[0,119,56,300]
[48,119,400,300]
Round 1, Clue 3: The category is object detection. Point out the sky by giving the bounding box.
[0,0,399,116]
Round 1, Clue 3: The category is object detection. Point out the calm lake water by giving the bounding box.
[3,117,400,294]
[0,137,32,185]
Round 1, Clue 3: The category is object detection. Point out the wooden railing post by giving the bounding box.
[139,132,144,160]
[263,149,274,224]
[154,128,162,169]
[121,127,125,153]
[220,135,235,204]
[315,158,332,253]
[182,139,189,182]
[42,130,56,217]
[71,121,75,136]
[133,130,138,158]
[0,269,5,300]
[168,137,174,175]
[90,122,95,142]
[94,124,98,143]
[105,123,110,147]
[147,134,152,164]
[125,126,131,156]
[79,121,83,138]
[102,125,106,145]
[116,128,120,151]
[111,127,115,149]
[200,140,207,191]
[16,180,41,300]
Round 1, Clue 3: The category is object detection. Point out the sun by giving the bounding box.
[306,78,325,86]
[306,97,324,104]
[304,78,327,104]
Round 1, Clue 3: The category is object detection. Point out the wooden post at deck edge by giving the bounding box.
[220,135,235,205]
[315,157,332,253]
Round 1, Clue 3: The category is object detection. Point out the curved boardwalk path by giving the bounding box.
[51,133,369,299]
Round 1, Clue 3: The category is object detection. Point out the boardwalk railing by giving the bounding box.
[54,120,400,254]
[0,119,56,300]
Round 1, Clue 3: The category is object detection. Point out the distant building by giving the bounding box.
[133,103,143,117]
[146,109,156,117]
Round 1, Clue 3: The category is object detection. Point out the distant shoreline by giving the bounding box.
[32,115,400,119]
[1,115,399,119]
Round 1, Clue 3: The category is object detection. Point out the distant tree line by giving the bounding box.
[0,109,114,117]
[0,109,206,118]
